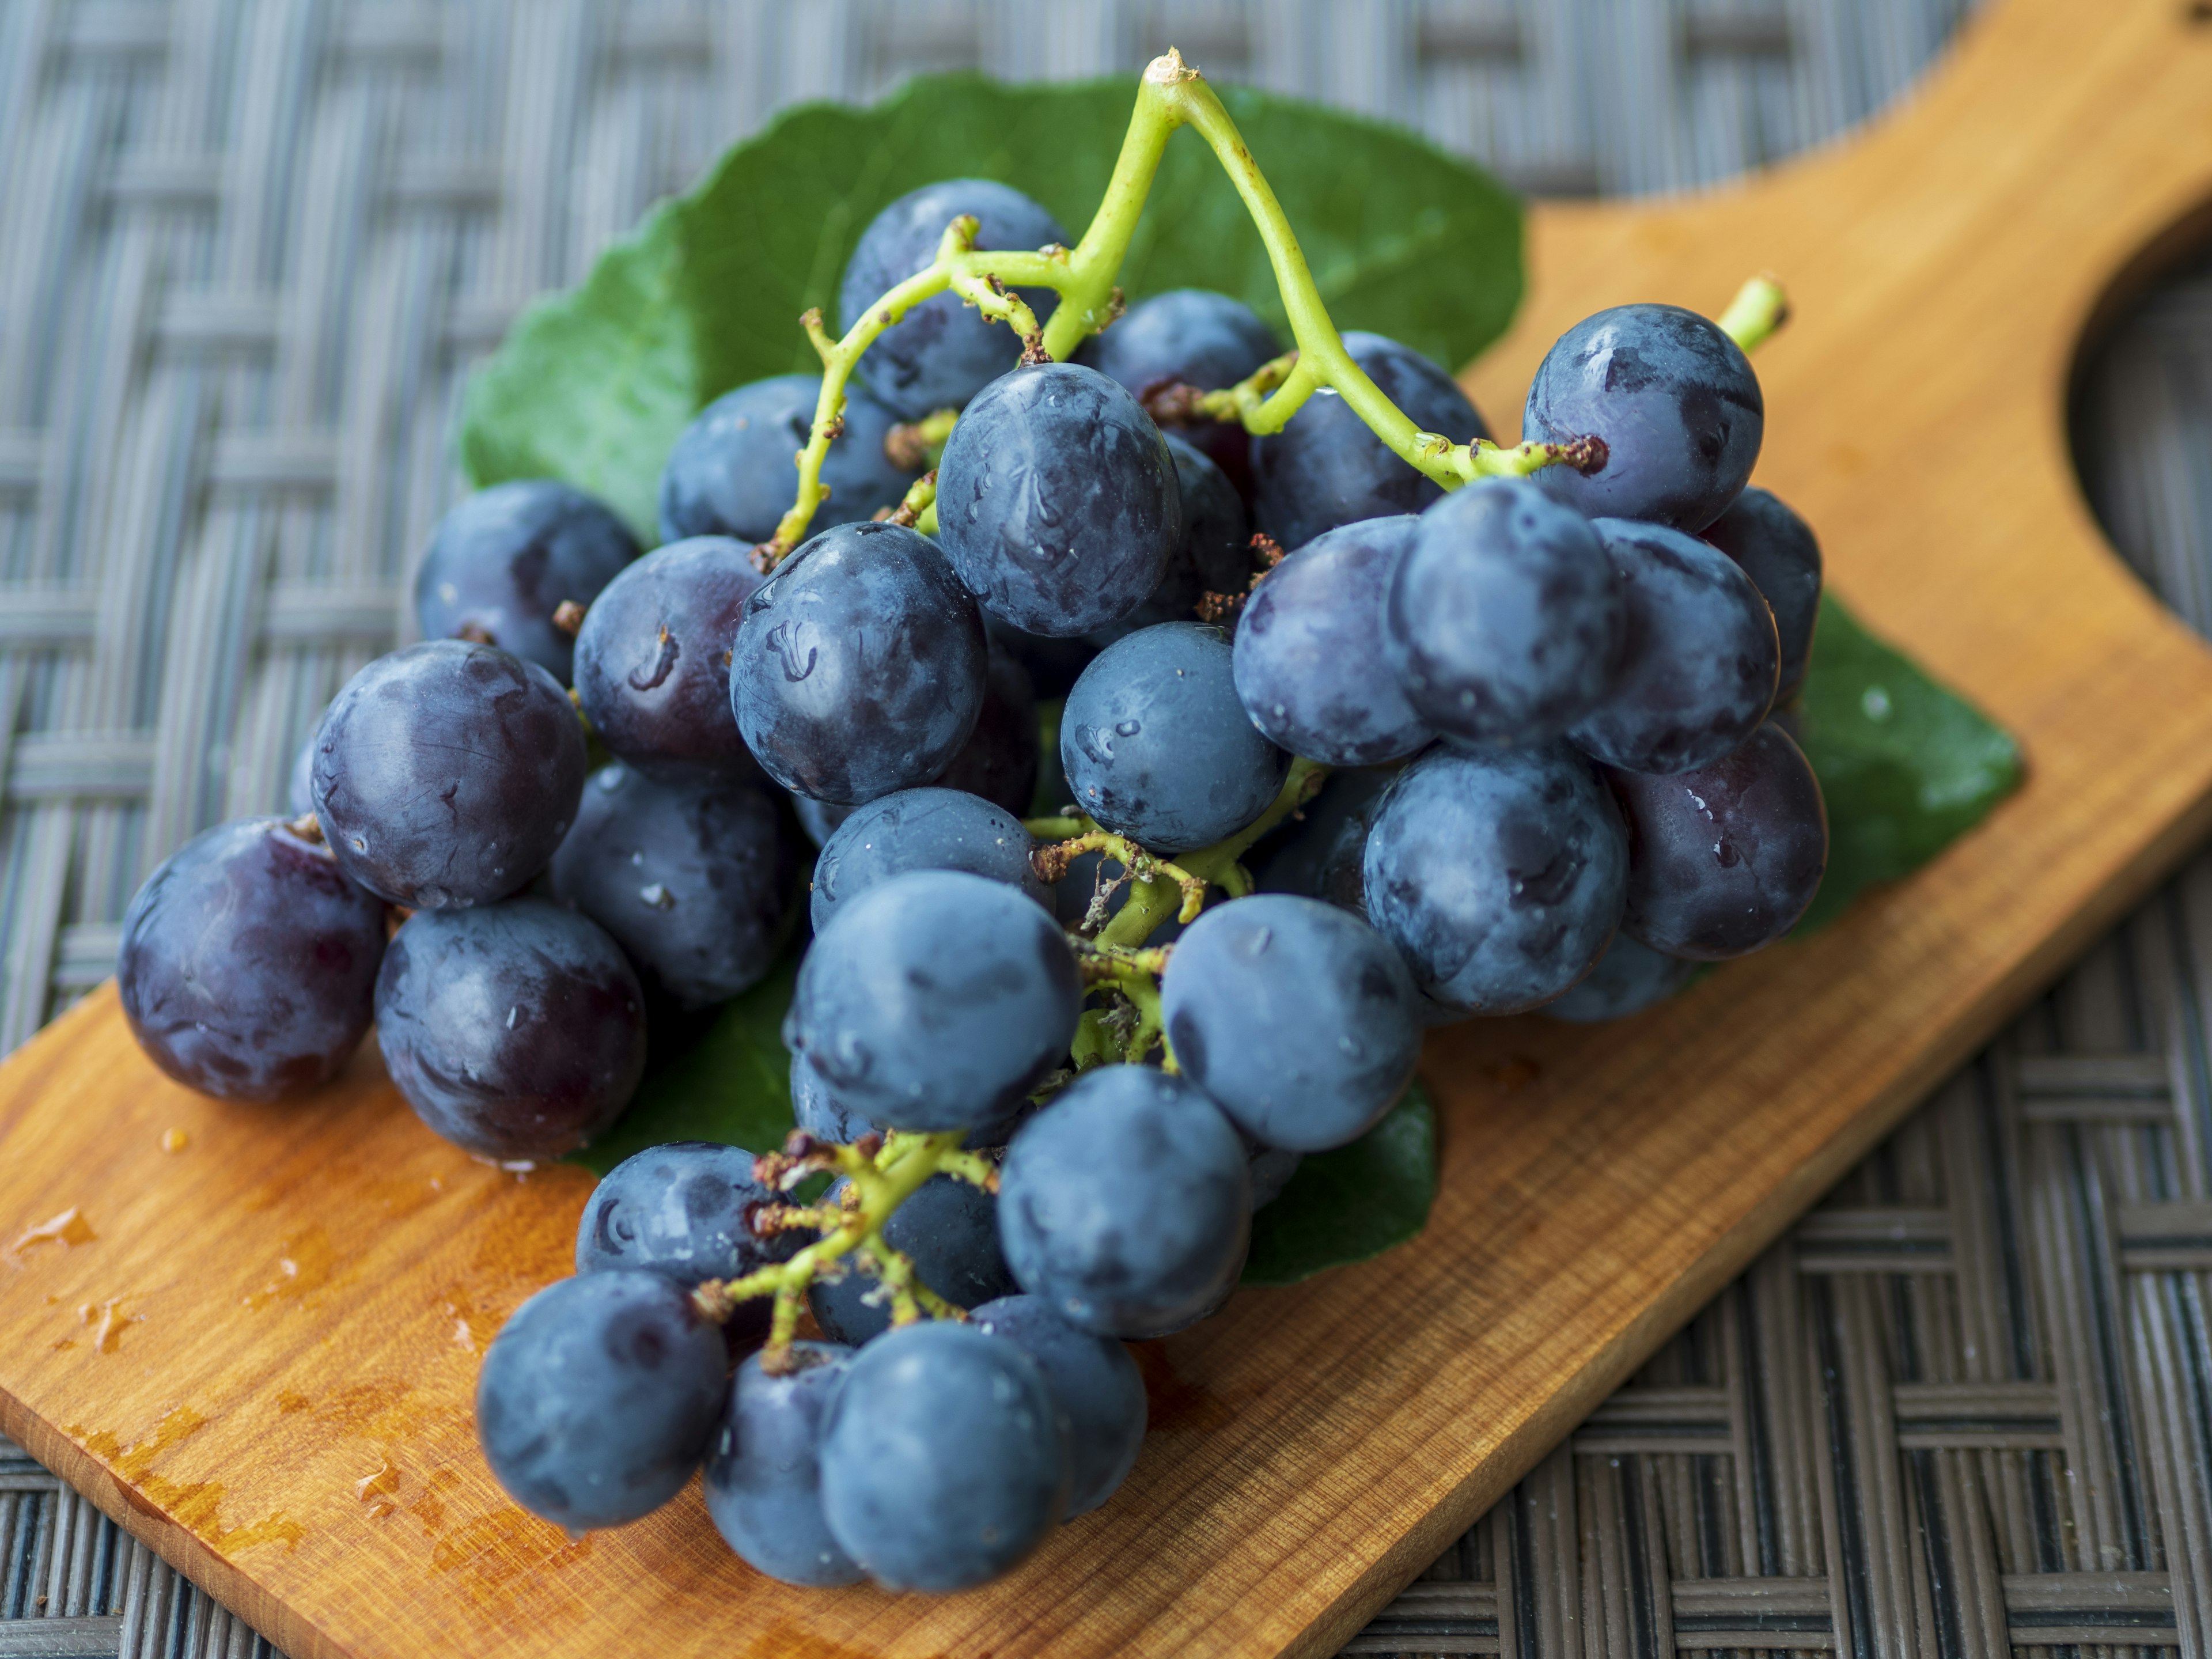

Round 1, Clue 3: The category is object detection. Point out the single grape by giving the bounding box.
[1362,743,1628,1014]
[1234,514,1435,765]
[1384,479,1623,746]
[790,793,852,850]
[118,817,387,1102]
[374,898,646,1161]
[730,521,986,805]
[790,1051,869,1144]
[1077,289,1279,497]
[998,1064,1251,1339]
[930,635,1039,816]
[413,480,639,685]
[807,1173,1018,1345]
[1247,1141,1303,1209]
[475,1270,726,1532]
[1523,302,1762,532]
[1567,518,1779,775]
[1539,934,1697,1022]
[786,869,1081,1133]
[936,362,1182,638]
[657,375,915,546]
[1089,434,1251,643]
[548,764,798,1007]
[1251,765,1400,918]
[1702,486,1823,704]
[1061,622,1289,853]
[1250,331,1490,551]
[1162,894,1421,1153]
[571,537,764,783]
[1611,721,1828,959]
[817,1321,1070,1591]
[810,787,1047,934]
[838,180,1069,419]
[986,611,1098,700]
[704,1343,865,1587]
[311,640,586,910]
[971,1294,1146,1517]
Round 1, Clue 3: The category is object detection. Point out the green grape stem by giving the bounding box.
[1717,274,1790,354]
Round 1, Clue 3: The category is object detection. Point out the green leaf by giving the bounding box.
[1240,1084,1438,1287]
[1793,595,2023,935]
[571,956,797,1176]
[459,73,1522,540]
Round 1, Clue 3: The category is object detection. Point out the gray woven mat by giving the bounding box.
[19,3,2210,1656]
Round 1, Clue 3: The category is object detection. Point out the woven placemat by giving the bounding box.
[20,3,2207,1656]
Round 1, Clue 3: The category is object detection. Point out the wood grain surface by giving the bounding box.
[7,2,2212,1654]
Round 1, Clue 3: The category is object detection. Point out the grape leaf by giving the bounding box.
[1793,595,2023,934]
[459,72,1522,539]
[1240,1084,1438,1287]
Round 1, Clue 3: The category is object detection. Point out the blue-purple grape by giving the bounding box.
[657,375,916,546]
[704,1343,864,1586]
[414,480,639,685]
[986,611,1098,700]
[971,1293,1146,1517]
[810,787,1047,934]
[118,817,387,1102]
[807,1173,1017,1344]
[1539,934,1696,1023]
[1702,486,1822,704]
[730,521,986,805]
[1090,433,1251,643]
[374,898,645,1161]
[1251,764,1399,917]
[1078,290,1281,498]
[929,635,1039,815]
[311,640,586,910]
[1523,303,1762,533]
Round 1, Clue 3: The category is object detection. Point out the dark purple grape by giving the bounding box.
[118,817,387,1102]
[374,897,645,1161]
[1362,743,1627,1014]
[1077,290,1282,499]
[1384,479,1622,747]
[730,521,986,805]
[413,480,639,685]
[1250,331,1490,551]
[838,179,1069,419]
[790,793,853,851]
[476,1270,725,1532]
[791,1051,869,1143]
[810,787,1047,933]
[1247,1142,1302,1209]
[1061,622,1288,853]
[970,1293,1147,1517]
[1567,518,1778,776]
[986,612,1097,700]
[549,765,799,1007]
[311,640,587,910]
[807,1173,1017,1344]
[1702,486,1822,703]
[705,1343,864,1586]
[1539,934,1696,1023]
[1251,764,1400,917]
[1091,434,1252,643]
[936,362,1181,638]
[657,375,916,546]
[1235,514,1434,765]
[572,537,764,783]
[929,635,1039,815]
[1523,303,1762,532]
[1610,721,1827,959]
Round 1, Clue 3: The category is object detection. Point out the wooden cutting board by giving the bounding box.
[7,2,2212,1654]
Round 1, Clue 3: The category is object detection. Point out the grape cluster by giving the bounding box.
[115,106,1828,1595]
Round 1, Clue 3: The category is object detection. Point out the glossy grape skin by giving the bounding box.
[937,362,1182,638]
[786,870,1081,1133]
[1362,743,1628,1014]
[1090,434,1251,644]
[1539,934,1697,1023]
[475,1270,726,1532]
[1567,518,1779,776]
[1061,622,1289,853]
[986,612,1098,700]
[375,899,646,1161]
[413,480,639,685]
[1162,895,1421,1153]
[657,375,915,546]
[1385,480,1623,747]
[1610,721,1828,959]
[838,180,1069,419]
[930,637,1040,815]
[118,817,387,1102]
[818,1321,1070,1592]
[1235,515,1434,766]
[1702,486,1823,704]
[971,1294,1146,1517]
[1250,332,1490,551]
[810,787,1047,933]
[549,765,798,1007]
[704,1343,864,1587]
[730,521,987,805]
[572,537,764,783]
[998,1064,1252,1339]
[1079,291,1281,496]
[1251,765,1400,917]
[1523,303,1763,532]
[808,1173,1018,1344]
[311,640,587,910]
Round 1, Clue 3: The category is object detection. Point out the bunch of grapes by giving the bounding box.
[113,53,1828,1597]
